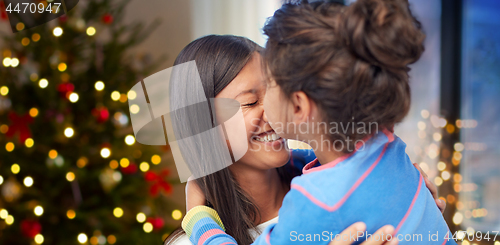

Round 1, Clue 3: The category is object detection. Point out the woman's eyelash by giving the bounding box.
[243,101,258,107]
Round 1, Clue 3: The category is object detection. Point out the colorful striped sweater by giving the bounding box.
[182,130,457,244]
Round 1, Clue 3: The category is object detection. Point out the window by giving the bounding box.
[460,0,500,232]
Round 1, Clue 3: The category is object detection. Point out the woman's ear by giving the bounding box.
[289,91,315,124]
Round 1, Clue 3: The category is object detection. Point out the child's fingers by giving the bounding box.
[436,199,446,214]
[414,162,447,214]
[414,162,439,199]
[362,225,395,245]
[424,175,438,200]
[328,222,366,245]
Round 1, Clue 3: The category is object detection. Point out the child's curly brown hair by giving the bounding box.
[263,0,425,152]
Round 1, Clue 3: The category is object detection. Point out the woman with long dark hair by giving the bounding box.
[163,34,443,245]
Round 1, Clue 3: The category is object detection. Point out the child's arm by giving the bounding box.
[181,206,237,245]
[183,183,343,245]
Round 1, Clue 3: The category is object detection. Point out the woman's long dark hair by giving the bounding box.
[164,35,297,245]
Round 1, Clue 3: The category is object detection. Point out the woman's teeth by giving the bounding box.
[254,133,281,142]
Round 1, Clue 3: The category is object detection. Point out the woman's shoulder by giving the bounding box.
[164,233,192,245]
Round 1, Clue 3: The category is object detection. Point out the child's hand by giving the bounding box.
[328,222,398,245]
[413,163,446,214]
[185,177,206,212]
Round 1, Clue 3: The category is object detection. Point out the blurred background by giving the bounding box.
[0,0,498,244]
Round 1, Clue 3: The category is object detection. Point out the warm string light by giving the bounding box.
[111,91,121,101]
[78,233,88,244]
[25,138,34,148]
[39,78,49,88]
[5,215,14,225]
[143,222,153,233]
[2,57,11,67]
[69,92,79,103]
[34,206,44,216]
[2,57,19,67]
[29,108,39,117]
[53,27,63,37]
[34,234,44,244]
[11,164,20,174]
[107,235,116,244]
[32,33,41,42]
[77,157,88,168]
[139,162,150,172]
[119,158,129,168]
[10,58,19,67]
[22,37,30,46]
[129,104,140,114]
[16,22,25,31]
[0,86,8,96]
[67,210,76,219]
[0,125,8,134]
[87,26,96,36]
[101,148,111,158]
[136,213,146,223]
[109,160,119,169]
[95,81,105,91]
[151,155,161,165]
[24,176,34,187]
[48,149,58,159]
[66,172,75,182]
[64,127,75,138]
[113,207,123,218]
[0,209,8,219]
[58,62,67,72]
[127,90,137,100]
[89,232,107,245]
[172,210,182,220]
[6,142,15,152]
[124,135,135,145]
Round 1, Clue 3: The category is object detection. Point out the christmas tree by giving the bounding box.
[0,0,179,244]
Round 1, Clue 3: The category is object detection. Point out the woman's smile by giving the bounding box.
[251,129,284,146]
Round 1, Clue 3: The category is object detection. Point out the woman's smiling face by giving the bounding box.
[215,52,290,171]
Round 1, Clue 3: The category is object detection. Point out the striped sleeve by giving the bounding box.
[181,205,237,245]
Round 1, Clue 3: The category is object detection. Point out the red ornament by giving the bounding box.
[146,217,164,230]
[102,13,113,24]
[0,1,7,21]
[121,162,137,174]
[59,15,68,23]
[144,170,172,197]
[20,220,42,238]
[57,83,75,98]
[6,111,33,143]
[1,11,7,21]
[91,107,109,123]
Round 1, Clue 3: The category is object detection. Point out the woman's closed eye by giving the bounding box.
[243,100,258,107]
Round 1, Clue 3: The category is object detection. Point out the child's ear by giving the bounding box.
[290,91,315,124]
